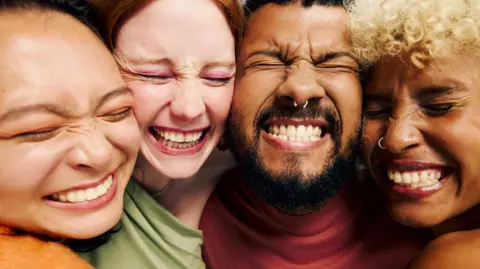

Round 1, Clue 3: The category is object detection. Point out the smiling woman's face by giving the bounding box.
[362,53,480,228]
[115,0,235,185]
[0,11,140,239]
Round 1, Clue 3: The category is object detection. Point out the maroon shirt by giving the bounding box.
[200,168,430,269]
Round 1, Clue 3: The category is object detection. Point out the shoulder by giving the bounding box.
[408,229,480,269]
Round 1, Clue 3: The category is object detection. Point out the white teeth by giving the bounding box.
[387,169,442,187]
[50,175,113,203]
[176,133,184,142]
[152,128,204,148]
[59,194,67,202]
[296,125,306,137]
[268,124,323,142]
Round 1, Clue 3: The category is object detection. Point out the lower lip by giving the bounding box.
[151,131,209,156]
[44,175,118,212]
[387,177,448,200]
[261,131,329,151]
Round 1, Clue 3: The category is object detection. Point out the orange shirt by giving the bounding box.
[0,226,92,269]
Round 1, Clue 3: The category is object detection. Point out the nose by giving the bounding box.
[382,115,423,154]
[66,126,112,172]
[169,82,206,122]
[275,62,326,107]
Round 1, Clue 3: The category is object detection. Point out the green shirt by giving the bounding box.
[79,180,205,269]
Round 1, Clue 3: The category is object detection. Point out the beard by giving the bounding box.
[226,104,362,214]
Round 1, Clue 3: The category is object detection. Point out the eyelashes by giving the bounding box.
[122,68,234,87]
[14,108,133,142]
[363,103,459,119]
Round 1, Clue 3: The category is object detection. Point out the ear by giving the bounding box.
[217,135,229,151]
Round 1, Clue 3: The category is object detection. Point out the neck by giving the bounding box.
[134,156,197,226]
[133,155,171,196]
[133,150,235,228]
[432,204,480,236]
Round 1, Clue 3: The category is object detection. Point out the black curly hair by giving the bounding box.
[0,0,103,39]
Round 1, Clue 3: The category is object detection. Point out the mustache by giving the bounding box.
[256,105,341,134]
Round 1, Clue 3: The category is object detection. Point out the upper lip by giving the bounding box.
[151,126,210,133]
[383,160,450,172]
[45,171,115,196]
[264,117,329,128]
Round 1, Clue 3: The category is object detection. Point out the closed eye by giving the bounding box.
[202,76,233,86]
[102,108,133,122]
[16,128,58,141]
[422,103,456,116]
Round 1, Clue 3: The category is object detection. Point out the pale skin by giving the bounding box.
[115,0,237,228]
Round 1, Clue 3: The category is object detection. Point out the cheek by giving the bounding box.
[430,114,480,189]
[204,85,234,124]
[104,117,141,156]
[127,81,171,129]
[0,145,57,198]
[361,121,383,165]
[233,72,278,110]
[325,77,362,130]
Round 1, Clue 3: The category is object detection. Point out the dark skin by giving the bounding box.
[230,3,362,214]
[362,54,480,268]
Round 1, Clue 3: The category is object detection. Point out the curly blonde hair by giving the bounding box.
[347,0,480,68]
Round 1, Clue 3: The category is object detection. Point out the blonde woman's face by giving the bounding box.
[115,0,235,186]
[0,11,140,239]
[362,54,480,228]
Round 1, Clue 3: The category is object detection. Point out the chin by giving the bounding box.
[388,204,447,229]
[161,164,204,179]
[65,217,121,240]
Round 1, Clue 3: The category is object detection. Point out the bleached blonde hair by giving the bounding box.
[347,0,480,68]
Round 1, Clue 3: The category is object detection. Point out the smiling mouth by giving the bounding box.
[149,127,209,149]
[46,175,113,203]
[386,168,451,189]
[263,119,328,142]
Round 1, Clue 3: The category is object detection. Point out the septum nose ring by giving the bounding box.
[377,137,387,150]
[293,100,308,108]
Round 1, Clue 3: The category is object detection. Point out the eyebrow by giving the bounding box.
[202,60,236,70]
[120,56,235,73]
[122,56,174,66]
[363,92,391,103]
[245,49,359,65]
[0,86,131,123]
[245,49,282,61]
[318,51,359,65]
[414,86,468,99]
[95,86,131,110]
[363,86,469,103]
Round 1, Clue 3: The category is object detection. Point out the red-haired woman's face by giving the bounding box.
[115,0,235,189]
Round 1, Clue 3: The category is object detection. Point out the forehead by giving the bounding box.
[240,3,350,57]
[0,11,122,106]
[116,0,234,61]
[367,54,480,93]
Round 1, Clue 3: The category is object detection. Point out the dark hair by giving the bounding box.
[244,0,351,15]
[0,0,103,40]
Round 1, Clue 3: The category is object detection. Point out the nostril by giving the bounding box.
[276,96,296,108]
